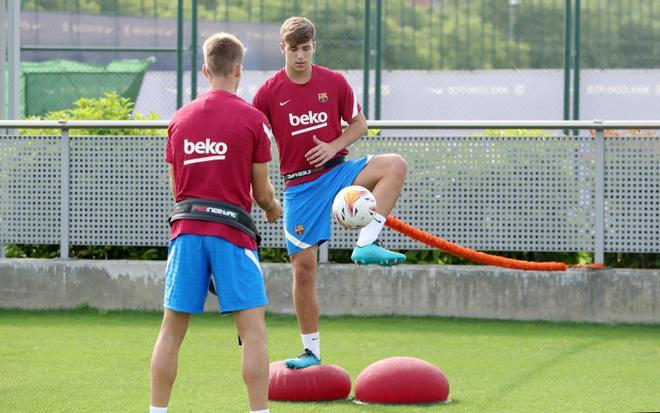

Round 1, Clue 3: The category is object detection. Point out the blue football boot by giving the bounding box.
[284,349,321,369]
[351,240,406,266]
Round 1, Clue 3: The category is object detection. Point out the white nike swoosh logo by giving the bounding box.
[279,100,291,106]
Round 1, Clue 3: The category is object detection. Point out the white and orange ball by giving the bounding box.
[332,185,377,229]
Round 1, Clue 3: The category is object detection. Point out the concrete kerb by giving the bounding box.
[0,259,658,324]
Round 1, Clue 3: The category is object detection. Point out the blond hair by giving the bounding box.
[280,16,316,47]
[202,32,245,77]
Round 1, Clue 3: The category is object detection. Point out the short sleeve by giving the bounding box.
[165,118,176,164]
[253,116,273,164]
[252,86,270,121]
[337,73,361,122]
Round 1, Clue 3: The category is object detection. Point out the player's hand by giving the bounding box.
[263,199,282,223]
[305,135,339,167]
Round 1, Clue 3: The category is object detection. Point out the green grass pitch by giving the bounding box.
[1,309,658,412]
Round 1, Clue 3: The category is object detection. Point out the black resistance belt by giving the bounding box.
[168,198,260,246]
[283,155,346,183]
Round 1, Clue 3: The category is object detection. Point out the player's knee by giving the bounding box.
[390,154,408,180]
[239,322,267,346]
[240,335,268,358]
[293,273,315,289]
[292,266,315,288]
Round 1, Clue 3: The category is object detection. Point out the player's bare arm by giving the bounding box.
[252,162,283,222]
[304,112,367,167]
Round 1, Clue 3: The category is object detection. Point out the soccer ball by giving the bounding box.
[332,185,377,229]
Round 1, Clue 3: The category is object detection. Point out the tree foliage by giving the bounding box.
[21,92,164,136]
[23,0,659,70]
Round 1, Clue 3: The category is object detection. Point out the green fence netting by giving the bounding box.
[19,57,155,117]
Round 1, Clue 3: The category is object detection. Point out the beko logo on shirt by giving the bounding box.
[183,138,228,165]
[184,138,227,155]
[289,111,328,126]
[289,111,329,136]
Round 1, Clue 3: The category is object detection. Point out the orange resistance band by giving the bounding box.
[385,215,571,271]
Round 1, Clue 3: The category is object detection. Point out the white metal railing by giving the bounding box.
[2,119,660,129]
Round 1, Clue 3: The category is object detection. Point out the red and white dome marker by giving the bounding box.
[355,356,450,404]
[268,361,352,401]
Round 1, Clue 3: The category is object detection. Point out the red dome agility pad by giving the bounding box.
[355,357,449,404]
[268,361,352,401]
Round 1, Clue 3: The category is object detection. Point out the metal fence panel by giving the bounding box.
[0,135,61,243]
[5,130,659,254]
[333,135,596,251]
[68,135,171,245]
[605,135,660,253]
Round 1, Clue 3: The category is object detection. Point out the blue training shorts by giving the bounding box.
[164,234,267,314]
[283,156,371,255]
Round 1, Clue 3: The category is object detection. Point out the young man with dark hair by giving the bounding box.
[253,17,407,369]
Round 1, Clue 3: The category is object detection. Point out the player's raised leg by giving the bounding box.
[284,246,322,368]
[351,154,408,266]
[150,309,191,411]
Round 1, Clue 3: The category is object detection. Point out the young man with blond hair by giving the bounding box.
[150,32,281,413]
[253,17,407,369]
